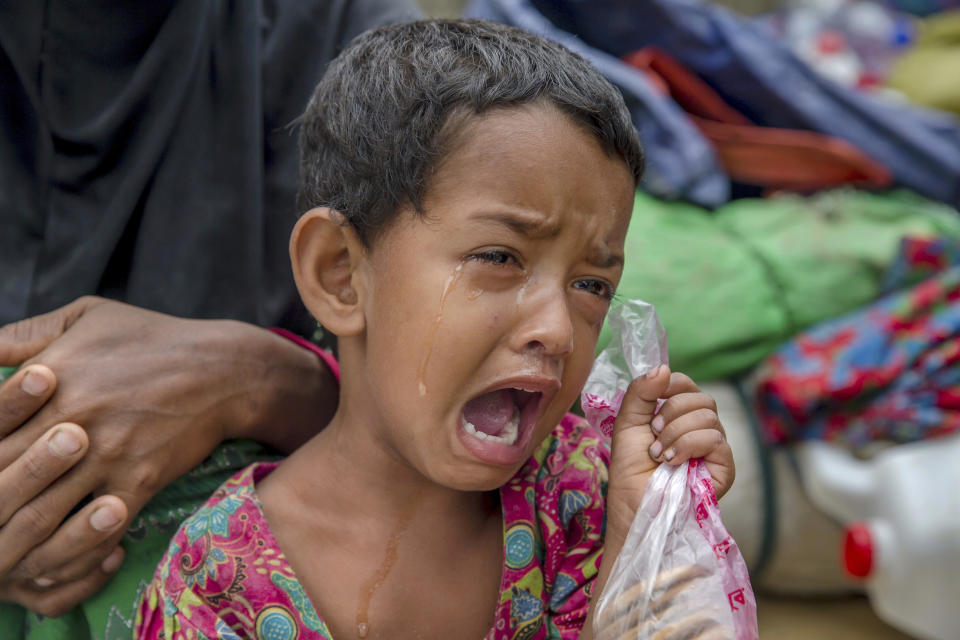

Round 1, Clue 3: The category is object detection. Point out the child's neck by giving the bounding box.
[297,407,494,522]
[263,363,502,539]
[257,395,504,640]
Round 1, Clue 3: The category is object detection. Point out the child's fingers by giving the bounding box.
[650,393,721,439]
[613,364,672,437]
[651,408,724,459]
[661,371,700,398]
[652,427,729,466]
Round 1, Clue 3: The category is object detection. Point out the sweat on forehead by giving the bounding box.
[296,18,644,247]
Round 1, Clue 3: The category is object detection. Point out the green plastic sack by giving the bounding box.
[602,189,960,380]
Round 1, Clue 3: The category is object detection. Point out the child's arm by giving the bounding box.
[580,365,735,639]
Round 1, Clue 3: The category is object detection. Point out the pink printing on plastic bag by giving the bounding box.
[583,300,758,639]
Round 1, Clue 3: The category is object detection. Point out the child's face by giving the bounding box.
[353,104,635,490]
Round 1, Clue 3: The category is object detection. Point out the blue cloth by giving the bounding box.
[469,0,960,208]
[532,0,960,207]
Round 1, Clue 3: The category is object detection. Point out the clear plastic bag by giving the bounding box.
[582,300,758,640]
[581,299,668,439]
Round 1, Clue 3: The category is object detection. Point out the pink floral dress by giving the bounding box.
[135,414,609,640]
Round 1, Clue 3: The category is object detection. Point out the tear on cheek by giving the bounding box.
[416,263,466,396]
[516,281,529,306]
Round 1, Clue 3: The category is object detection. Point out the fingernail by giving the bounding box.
[90,505,122,532]
[646,365,661,379]
[21,371,49,396]
[34,577,55,588]
[48,428,82,457]
[663,448,675,462]
[101,548,124,573]
[649,441,663,458]
[651,415,664,433]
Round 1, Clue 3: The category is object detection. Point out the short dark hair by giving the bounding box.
[297,18,644,246]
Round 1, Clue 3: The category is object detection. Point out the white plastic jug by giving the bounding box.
[796,433,960,640]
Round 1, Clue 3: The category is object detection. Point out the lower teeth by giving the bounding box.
[462,406,519,446]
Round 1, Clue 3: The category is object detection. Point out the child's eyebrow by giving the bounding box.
[471,209,624,269]
[471,210,562,240]
[587,246,624,270]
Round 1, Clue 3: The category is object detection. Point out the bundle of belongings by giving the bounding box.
[754,236,960,447]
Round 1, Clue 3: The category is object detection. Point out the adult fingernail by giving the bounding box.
[649,441,663,458]
[646,365,661,379]
[663,447,675,462]
[90,505,122,531]
[34,577,55,588]
[101,548,124,573]
[21,371,49,396]
[651,415,664,433]
[48,428,82,457]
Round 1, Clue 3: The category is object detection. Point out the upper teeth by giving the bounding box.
[462,405,519,446]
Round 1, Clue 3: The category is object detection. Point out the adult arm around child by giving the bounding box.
[0,297,338,617]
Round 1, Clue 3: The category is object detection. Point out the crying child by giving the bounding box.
[135,18,735,640]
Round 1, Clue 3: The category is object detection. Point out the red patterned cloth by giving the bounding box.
[754,237,960,446]
[135,414,609,639]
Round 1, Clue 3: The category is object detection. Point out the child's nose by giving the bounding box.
[510,286,575,359]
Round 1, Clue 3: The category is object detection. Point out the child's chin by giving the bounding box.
[434,468,517,493]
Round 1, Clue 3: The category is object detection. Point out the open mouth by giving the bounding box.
[461,388,542,447]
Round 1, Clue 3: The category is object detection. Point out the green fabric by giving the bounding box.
[602,189,960,380]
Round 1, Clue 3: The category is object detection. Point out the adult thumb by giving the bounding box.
[0,297,99,365]
[613,364,671,437]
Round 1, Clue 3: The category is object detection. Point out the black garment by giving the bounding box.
[0,0,421,332]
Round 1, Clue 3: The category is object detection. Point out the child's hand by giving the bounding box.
[604,365,734,541]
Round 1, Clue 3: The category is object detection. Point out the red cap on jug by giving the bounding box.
[843,523,873,578]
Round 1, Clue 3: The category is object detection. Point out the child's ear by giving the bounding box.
[290,208,367,336]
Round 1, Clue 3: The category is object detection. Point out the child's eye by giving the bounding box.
[468,250,520,267]
[573,279,615,300]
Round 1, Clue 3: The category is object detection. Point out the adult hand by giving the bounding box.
[0,296,336,616]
